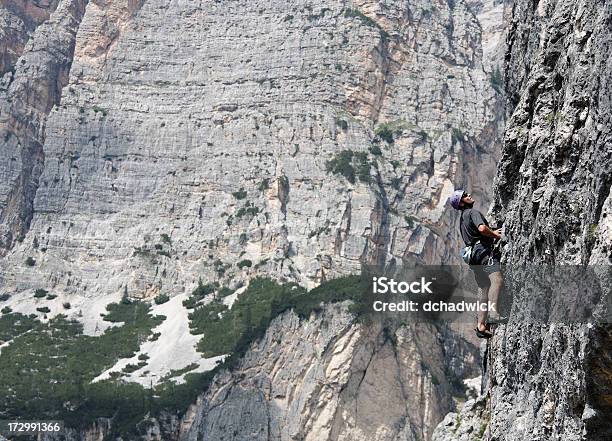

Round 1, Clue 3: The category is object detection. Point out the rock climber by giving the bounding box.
[449,189,503,339]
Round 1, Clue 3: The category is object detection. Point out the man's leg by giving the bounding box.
[486,271,503,320]
[477,285,490,332]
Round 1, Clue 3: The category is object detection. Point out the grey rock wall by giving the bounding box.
[0,0,501,308]
[0,1,505,440]
[434,0,612,440]
[0,0,87,254]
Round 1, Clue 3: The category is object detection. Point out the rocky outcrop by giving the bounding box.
[0,0,62,74]
[0,0,87,254]
[173,303,479,441]
[434,0,612,440]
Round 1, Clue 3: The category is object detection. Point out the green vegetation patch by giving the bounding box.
[374,120,415,144]
[489,66,503,94]
[183,280,216,309]
[237,259,252,269]
[0,300,164,435]
[335,117,348,131]
[154,294,170,305]
[326,150,356,183]
[190,275,369,358]
[258,178,270,191]
[232,188,247,200]
[326,150,375,184]
[34,289,48,298]
[0,274,372,439]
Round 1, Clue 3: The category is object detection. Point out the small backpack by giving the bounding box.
[460,241,480,265]
[461,245,473,264]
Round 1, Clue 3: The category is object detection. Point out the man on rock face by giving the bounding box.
[449,189,503,338]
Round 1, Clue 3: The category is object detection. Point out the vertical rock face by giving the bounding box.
[434,0,611,440]
[0,0,500,304]
[0,0,62,74]
[490,0,611,438]
[0,0,87,254]
[0,1,503,440]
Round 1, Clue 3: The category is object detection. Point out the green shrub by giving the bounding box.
[235,205,260,218]
[46,294,57,300]
[122,363,145,373]
[354,152,372,183]
[326,150,355,183]
[375,125,394,143]
[25,257,36,267]
[489,66,503,93]
[232,188,247,199]
[218,287,235,298]
[36,307,51,314]
[374,120,414,144]
[34,289,48,298]
[0,293,10,302]
[404,215,417,229]
[160,233,171,245]
[1,306,12,314]
[63,302,71,309]
[258,178,270,191]
[335,118,348,130]
[237,259,252,269]
[154,294,170,305]
[183,280,215,309]
[368,145,382,156]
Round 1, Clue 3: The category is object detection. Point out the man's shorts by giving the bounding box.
[470,252,501,289]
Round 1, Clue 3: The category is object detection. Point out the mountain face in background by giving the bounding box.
[0,0,503,438]
[0,0,501,302]
[0,0,609,441]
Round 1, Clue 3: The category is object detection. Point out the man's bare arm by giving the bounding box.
[478,224,502,240]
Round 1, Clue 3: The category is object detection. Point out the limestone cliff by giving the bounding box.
[0,0,500,309]
[0,0,505,440]
[433,0,612,440]
[172,304,478,441]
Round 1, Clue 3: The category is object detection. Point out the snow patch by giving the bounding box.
[3,290,121,336]
[93,292,225,387]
